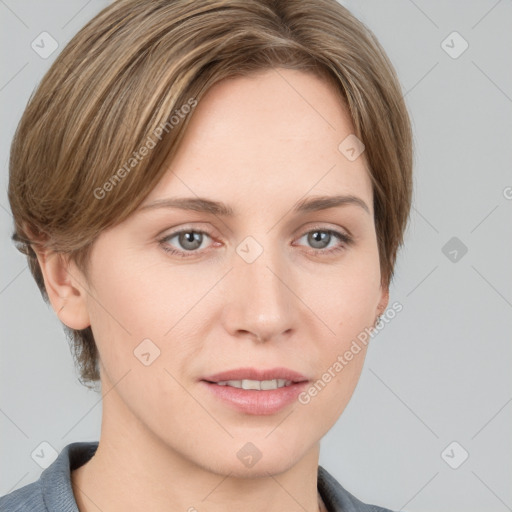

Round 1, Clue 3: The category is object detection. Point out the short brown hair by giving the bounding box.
[8,0,413,387]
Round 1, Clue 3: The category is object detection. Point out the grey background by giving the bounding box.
[1,1,511,511]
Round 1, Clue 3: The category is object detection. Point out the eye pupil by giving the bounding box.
[309,230,330,249]
[163,227,346,258]
[179,231,202,250]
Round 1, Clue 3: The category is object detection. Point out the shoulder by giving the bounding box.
[0,441,99,512]
[318,465,401,512]
[0,480,45,512]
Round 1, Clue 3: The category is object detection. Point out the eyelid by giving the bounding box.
[297,222,352,239]
[159,222,351,243]
[157,222,218,237]
[158,222,353,258]
[157,226,219,257]
[293,225,354,253]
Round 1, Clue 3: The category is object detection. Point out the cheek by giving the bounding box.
[309,249,382,341]
[299,250,380,408]
[84,256,166,374]
[85,253,211,384]
[87,253,175,335]
[297,280,375,432]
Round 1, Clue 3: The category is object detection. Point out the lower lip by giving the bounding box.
[201,381,309,415]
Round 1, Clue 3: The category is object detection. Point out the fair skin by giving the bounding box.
[36,68,388,512]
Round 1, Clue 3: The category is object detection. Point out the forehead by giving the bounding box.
[144,68,373,215]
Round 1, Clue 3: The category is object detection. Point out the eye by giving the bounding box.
[294,227,353,256]
[159,229,215,257]
[158,226,353,259]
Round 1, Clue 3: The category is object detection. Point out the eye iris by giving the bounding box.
[167,228,342,255]
[309,230,330,249]
[179,231,202,250]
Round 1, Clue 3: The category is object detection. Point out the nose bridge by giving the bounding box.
[227,234,295,340]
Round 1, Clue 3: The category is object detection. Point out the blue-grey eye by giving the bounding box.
[166,230,208,252]
[307,230,332,249]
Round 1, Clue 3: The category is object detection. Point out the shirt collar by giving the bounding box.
[39,441,373,512]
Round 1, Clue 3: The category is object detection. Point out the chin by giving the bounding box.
[193,436,313,479]
[206,453,302,479]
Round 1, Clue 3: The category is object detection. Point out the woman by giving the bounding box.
[1,0,412,510]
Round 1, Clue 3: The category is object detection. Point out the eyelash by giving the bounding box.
[158,226,353,258]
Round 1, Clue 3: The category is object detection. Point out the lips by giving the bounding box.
[200,367,310,415]
[202,367,309,384]
[215,379,293,390]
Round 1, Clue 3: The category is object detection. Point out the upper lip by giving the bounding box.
[202,367,309,383]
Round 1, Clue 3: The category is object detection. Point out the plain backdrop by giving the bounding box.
[1,1,511,511]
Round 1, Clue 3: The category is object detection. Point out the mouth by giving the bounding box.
[200,367,310,415]
[212,378,295,390]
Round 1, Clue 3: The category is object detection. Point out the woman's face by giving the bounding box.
[73,68,388,476]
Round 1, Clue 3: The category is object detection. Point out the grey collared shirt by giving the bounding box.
[0,442,399,512]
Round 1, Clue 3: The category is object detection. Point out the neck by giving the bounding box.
[71,383,323,512]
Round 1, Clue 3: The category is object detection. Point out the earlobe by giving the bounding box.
[33,249,91,330]
[372,286,389,329]
[377,285,390,317]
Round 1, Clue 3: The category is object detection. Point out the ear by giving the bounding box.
[33,248,91,330]
[376,284,390,318]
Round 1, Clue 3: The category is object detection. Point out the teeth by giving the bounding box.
[215,379,293,390]
[260,379,277,390]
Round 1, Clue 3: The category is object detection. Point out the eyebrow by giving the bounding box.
[138,194,371,216]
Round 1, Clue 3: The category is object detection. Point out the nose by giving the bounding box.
[222,241,299,343]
